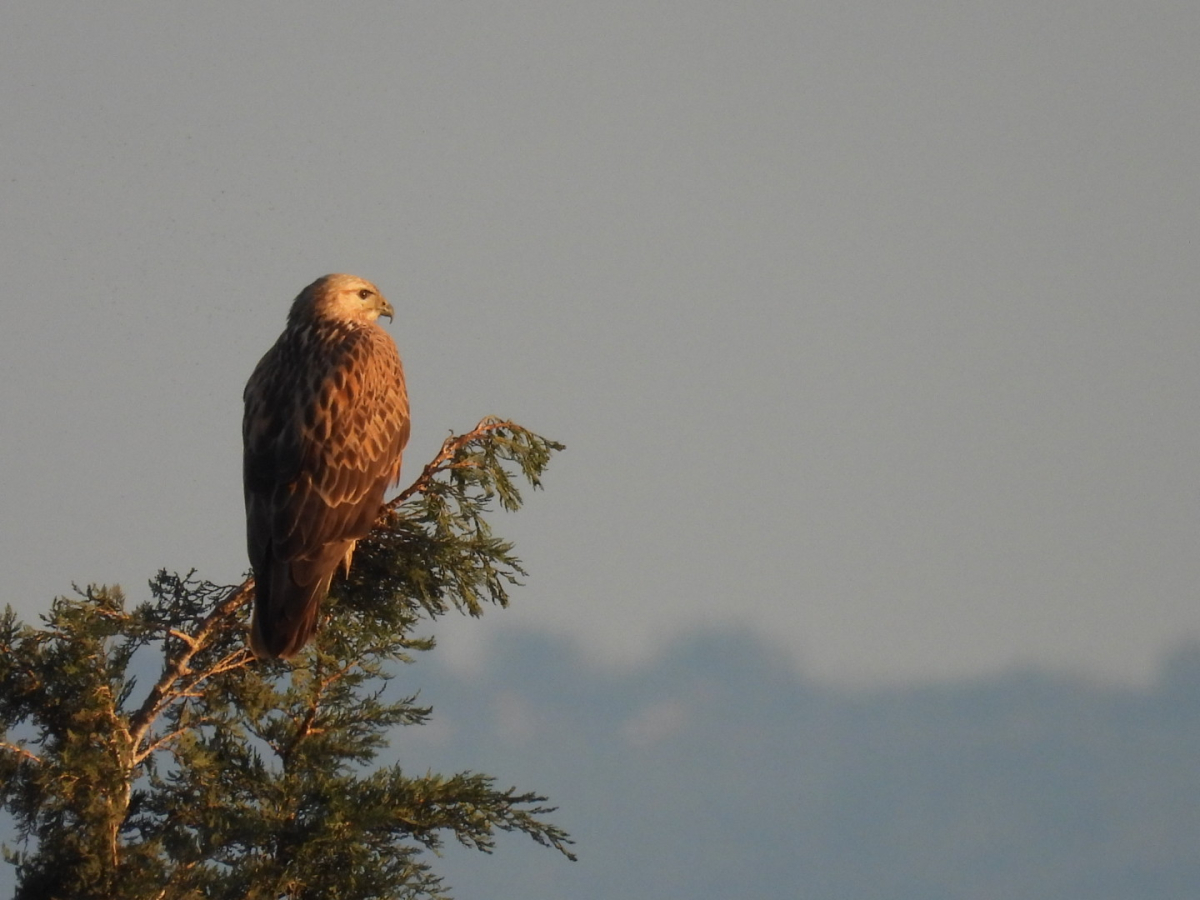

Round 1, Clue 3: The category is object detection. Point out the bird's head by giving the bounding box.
[293,273,395,325]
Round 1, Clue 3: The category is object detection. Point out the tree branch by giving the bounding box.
[128,418,528,762]
[127,581,255,753]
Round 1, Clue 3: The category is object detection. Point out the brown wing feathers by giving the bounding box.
[244,275,409,659]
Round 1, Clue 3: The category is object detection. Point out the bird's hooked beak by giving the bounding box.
[379,297,395,322]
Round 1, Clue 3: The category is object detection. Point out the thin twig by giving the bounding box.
[0,741,42,765]
[280,659,355,763]
[137,716,219,761]
[386,417,515,511]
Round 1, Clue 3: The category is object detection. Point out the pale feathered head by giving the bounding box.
[290,273,394,325]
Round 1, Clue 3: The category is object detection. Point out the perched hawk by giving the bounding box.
[243,274,410,658]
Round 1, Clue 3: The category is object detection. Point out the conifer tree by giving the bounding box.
[0,418,573,899]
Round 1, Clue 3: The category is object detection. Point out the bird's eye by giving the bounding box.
[358,289,372,299]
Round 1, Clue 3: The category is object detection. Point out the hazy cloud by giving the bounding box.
[620,697,690,748]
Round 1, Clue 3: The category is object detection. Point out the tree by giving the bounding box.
[0,418,573,899]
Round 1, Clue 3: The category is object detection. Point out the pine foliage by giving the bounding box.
[0,418,572,899]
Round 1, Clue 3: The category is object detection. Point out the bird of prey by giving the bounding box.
[242,274,410,658]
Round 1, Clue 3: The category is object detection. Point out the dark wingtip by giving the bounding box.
[248,607,282,659]
[248,567,328,660]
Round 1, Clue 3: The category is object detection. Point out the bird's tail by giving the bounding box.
[249,557,336,659]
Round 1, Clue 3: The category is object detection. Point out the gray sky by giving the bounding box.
[1,1,1197,685]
